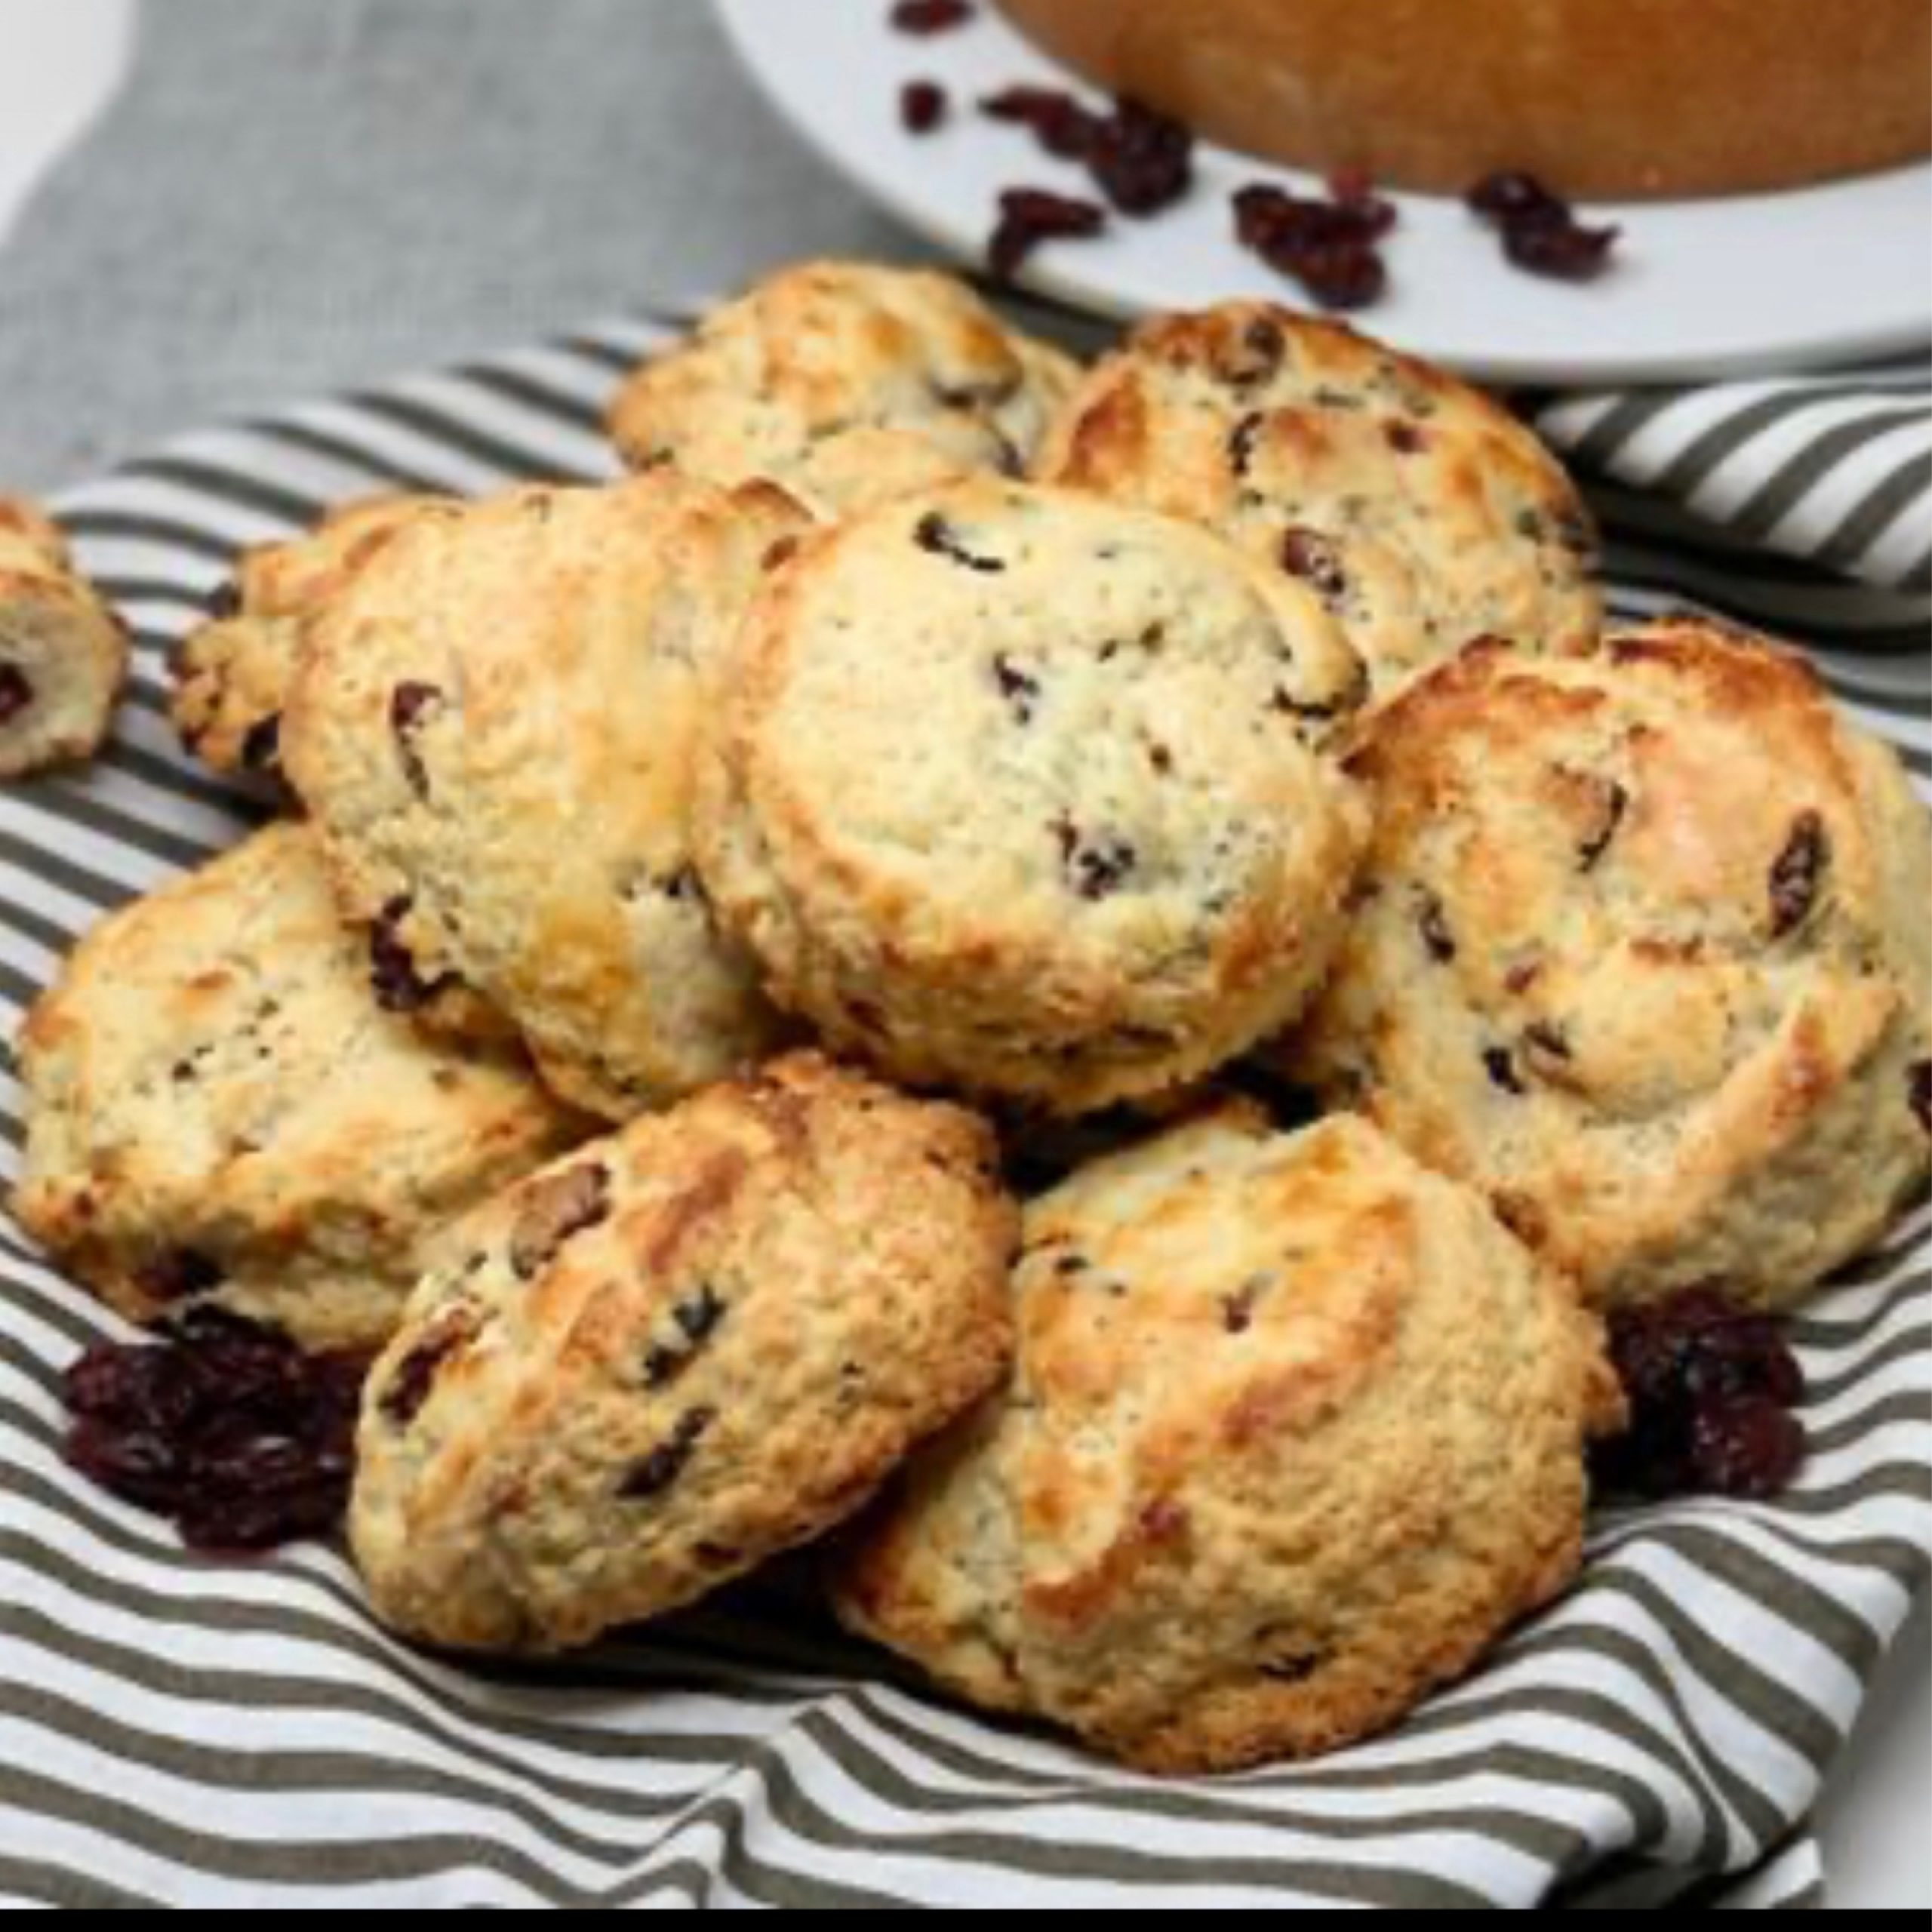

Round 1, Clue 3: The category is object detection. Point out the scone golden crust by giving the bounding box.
[832,1107,1618,1774]
[1287,621,1932,1311]
[172,494,454,778]
[1035,305,1602,700]
[12,824,588,1354]
[284,475,808,1121]
[0,496,129,780]
[696,478,1373,1116]
[351,1053,1018,1653]
[608,262,1082,516]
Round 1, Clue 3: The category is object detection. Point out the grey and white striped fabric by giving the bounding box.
[0,317,1926,1909]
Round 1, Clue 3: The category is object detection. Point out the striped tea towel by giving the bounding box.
[0,315,1926,1909]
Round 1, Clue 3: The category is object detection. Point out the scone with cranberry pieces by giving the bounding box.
[1286,620,1932,1309]
[696,478,1371,1116]
[14,823,588,1355]
[284,475,807,1120]
[352,1054,1017,1653]
[1035,304,1601,700]
[173,494,457,780]
[609,261,1082,515]
[832,1104,1618,1774]
[0,497,128,780]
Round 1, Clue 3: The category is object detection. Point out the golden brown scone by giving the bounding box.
[351,1053,1017,1653]
[832,1105,1618,1774]
[172,494,457,779]
[13,824,589,1355]
[608,262,1083,515]
[1286,620,1932,1311]
[694,477,1372,1117]
[0,496,128,780]
[1035,305,1602,700]
[284,475,809,1121]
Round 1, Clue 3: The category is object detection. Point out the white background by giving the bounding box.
[0,0,1924,1908]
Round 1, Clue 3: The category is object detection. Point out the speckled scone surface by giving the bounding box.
[696,477,1372,1115]
[0,495,128,780]
[1287,620,1932,1309]
[172,494,453,779]
[609,261,1082,515]
[13,823,588,1354]
[1036,305,1603,699]
[352,1053,1017,1652]
[284,475,808,1120]
[832,1105,1617,1773]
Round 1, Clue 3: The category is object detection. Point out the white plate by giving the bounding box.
[715,0,1932,386]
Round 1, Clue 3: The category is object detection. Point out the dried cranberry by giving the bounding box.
[1595,1287,1807,1501]
[204,578,244,622]
[1484,1047,1526,1095]
[1468,171,1564,224]
[0,665,33,728]
[509,1164,613,1280]
[1417,891,1457,964]
[389,681,444,800]
[380,1307,478,1428]
[369,897,455,1014]
[1467,171,1620,282]
[1768,811,1830,939]
[992,654,1041,722]
[1232,182,1396,310]
[988,187,1106,282]
[980,85,1103,161]
[900,80,949,134]
[1503,220,1620,280]
[1688,1397,1807,1500]
[916,512,1006,573]
[1577,778,1630,873]
[1279,527,1350,605]
[1086,98,1194,217]
[890,0,973,33]
[62,1311,368,1554]
[1053,820,1138,901]
[1911,1061,1932,1137]
[239,713,283,774]
[622,1407,715,1500]
[134,1249,226,1304]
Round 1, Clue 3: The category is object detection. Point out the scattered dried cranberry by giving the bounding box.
[0,665,34,728]
[982,91,1192,217]
[64,1308,368,1555]
[1467,171,1620,281]
[204,578,244,622]
[900,80,949,134]
[1087,98,1194,217]
[1595,1287,1807,1502]
[980,85,1101,161]
[1911,1060,1932,1137]
[988,183,1103,280]
[890,0,973,33]
[1231,183,1395,311]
